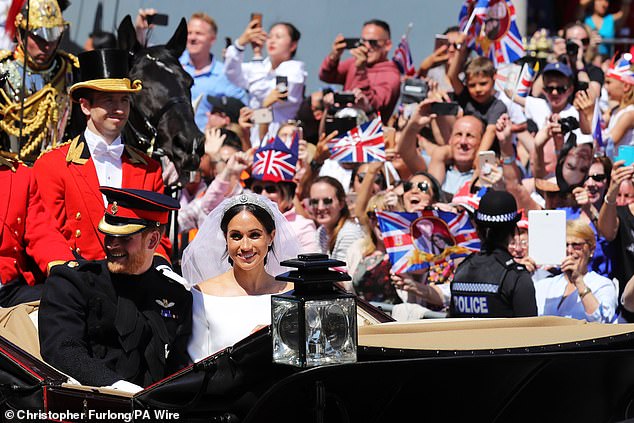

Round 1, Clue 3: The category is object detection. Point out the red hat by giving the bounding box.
[98,187,179,236]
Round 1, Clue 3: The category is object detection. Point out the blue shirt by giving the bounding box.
[584,14,615,56]
[180,51,249,130]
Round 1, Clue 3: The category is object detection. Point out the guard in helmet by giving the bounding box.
[0,0,80,164]
[449,190,537,318]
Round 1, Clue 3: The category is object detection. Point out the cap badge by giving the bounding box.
[156,299,175,308]
[111,202,118,215]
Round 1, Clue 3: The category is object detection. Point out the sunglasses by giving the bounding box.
[357,172,385,186]
[360,38,386,48]
[587,174,606,182]
[251,184,278,195]
[566,241,587,251]
[309,197,334,207]
[403,181,430,193]
[543,85,569,94]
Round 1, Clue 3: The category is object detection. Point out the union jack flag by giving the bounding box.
[592,99,604,148]
[327,116,385,163]
[392,35,416,76]
[516,61,539,97]
[377,209,480,274]
[251,132,298,182]
[460,0,525,66]
[458,0,485,49]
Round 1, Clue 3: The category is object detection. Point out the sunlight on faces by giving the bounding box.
[561,144,592,187]
[402,174,434,212]
[266,24,297,63]
[352,163,384,196]
[508,229,528,259]
[605,77,626,103]
[583,162,608,204]
[277,123,297,143]
[543,73,573,111]
[186,18,216,57]
[450,116,483,168]
[466,74,495,104]
[105,231,156,275]
[594,0,610,16]
[21,32,59,66]
[618,179,634,206]
[565,235,591,267]
[360,24,392,66]
[226,210,275,270]
[80,92,131,141]
[309,181,343,230]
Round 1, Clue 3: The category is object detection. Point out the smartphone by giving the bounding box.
[276,75,288,94]
[325,116,356,136]
[478,150,497,187]
[430,101,460,116]
[528,210,566,266]
[145,13,168,26]
[225,37,232,49]
[343,38,361,49]
[250,12,262,27]
[434,34,449,51]
[616,145,634,167]
[251,108,273,124]
[333,91,355,106]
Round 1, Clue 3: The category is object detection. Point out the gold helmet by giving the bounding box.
[15,0,68,42]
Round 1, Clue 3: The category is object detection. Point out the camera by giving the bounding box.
[401,78,428,104]
[565,40,579,57]
[559,116,579,134]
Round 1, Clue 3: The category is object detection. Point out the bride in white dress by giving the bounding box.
[181,193,301,362]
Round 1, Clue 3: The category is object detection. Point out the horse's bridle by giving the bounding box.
[126,53,192,157]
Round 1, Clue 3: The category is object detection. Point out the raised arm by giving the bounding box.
[598,161,634,241]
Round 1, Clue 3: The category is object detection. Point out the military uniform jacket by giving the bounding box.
[450,248,537,318]
[32,135,172,261]
[0,156,74,286]
[39,260,192,387]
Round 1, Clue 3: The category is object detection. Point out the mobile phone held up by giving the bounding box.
[250,12,262,27]
[434,34,449,51]
[430,101,460,116]
[343,38,361,49]
[275,75,288,100]
[333,91,355,107]
[478,150,497,187]
[145,13,168,26]
[251,108,273,124]
[616,145,634,167]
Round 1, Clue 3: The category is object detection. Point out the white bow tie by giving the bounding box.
[92,143,124,160]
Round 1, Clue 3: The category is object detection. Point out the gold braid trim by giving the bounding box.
[0,83,60,159]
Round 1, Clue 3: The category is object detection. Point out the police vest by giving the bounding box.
[449,252,522,318]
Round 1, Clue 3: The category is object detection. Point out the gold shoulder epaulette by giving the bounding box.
[58,50,80,68]
[0,49,13,62]
[35,139,73,160]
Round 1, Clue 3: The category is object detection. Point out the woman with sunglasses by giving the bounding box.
[399,171,442,212]
[534,219,617,323]
[308,176,363,265]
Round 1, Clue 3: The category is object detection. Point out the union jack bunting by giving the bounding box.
[251,132,299,182]
[460,0,525,66]
[327,116,385,163]
[516,61,539,97]
[376,209,480,274]
[392,35,416,76]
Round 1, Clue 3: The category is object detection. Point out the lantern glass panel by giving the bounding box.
[272,297,301,366]
[304,298,357,367]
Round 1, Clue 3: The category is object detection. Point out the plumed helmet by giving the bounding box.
[15,0,67,42]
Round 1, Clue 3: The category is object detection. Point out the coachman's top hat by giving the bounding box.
[98,187,180,237]
[69,49,142,102]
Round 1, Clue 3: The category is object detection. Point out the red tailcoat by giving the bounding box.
[0,157,74,286]
[33,135,172,261]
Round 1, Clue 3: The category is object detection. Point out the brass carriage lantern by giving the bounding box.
[271,254,357,368]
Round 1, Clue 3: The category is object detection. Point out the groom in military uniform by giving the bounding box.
[39,187,192,393]
[0,0,80,163]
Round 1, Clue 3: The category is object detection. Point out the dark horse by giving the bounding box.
[116,15,204,185]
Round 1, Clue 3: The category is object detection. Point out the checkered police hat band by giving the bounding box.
[476,211,519,223]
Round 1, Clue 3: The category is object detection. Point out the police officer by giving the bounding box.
[450,190,537,318]
[39,187,192,393]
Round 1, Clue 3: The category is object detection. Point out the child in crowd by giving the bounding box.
[603,53,634,159]
[447,40,508,154]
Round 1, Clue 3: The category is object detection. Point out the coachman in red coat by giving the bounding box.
[33,48,173,263]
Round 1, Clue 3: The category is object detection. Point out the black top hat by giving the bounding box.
[475,190,520,227]
[98,187,180,237]
[69,49,142,102]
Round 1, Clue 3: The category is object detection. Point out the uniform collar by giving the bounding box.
[65,135,147,165]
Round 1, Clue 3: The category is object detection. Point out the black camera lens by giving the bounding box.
[558,116,579,134]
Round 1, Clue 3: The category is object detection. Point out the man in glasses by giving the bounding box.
[0,0,80,164]
[319,19,401,123]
